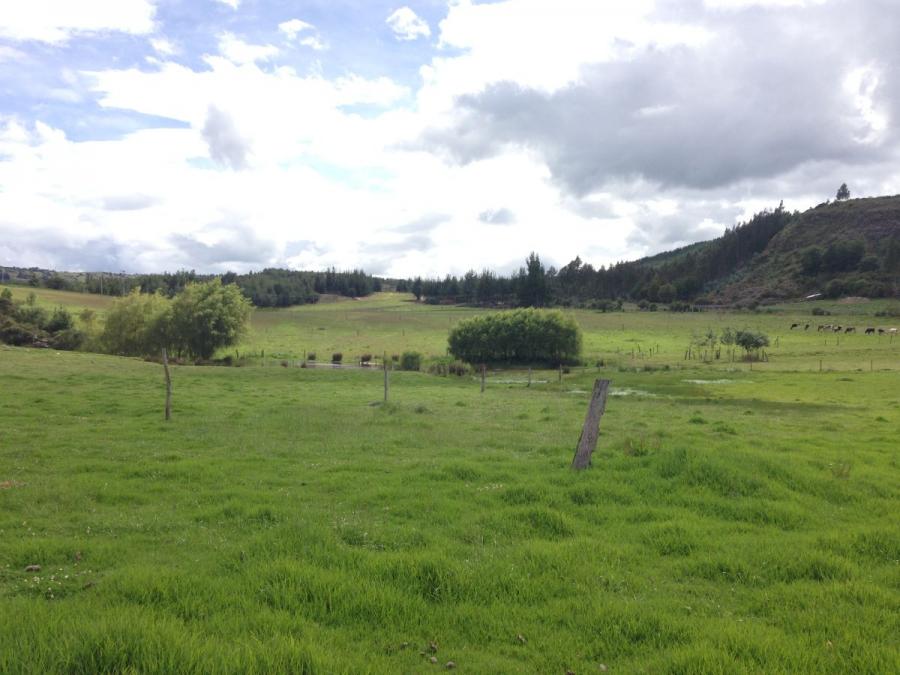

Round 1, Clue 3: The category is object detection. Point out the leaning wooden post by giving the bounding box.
[558,363,563,383]
[162,347,172,421]
[383,352,389,403]
[480,364,486,393]
[571,379,611,470]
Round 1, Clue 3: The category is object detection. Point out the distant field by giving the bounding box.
[4,286,899,375]
[1,298,899,671]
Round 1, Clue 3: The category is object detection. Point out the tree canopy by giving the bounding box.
[448,308,582,365]
[101,279,251,360]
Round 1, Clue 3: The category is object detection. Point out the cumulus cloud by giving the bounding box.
[150,37,178,57]
[422,1,899,197]
[3,0,900,278]
[0,45,27,62]
[387,7,431,41]
[214,0,241,10]
[169,221,277,269]
[278,19,314,40]
[101,194,160,211]
[277,18,327,50]
[478,208,516,225]
[217,32,279,65]
[201,106,251,170]
[0,0,156,43]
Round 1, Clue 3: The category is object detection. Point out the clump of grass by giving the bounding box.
[830,461,852,479]
[622,435,660,457]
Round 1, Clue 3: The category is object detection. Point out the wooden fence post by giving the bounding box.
[480,364,486,393]
[571,379,611,470]
[527,367,532,388]
[162,348,172,421]
[384,352,389,403]
[558,363,563,383]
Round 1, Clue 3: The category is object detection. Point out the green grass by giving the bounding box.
[2,309,899,673]
[6,285,898,373]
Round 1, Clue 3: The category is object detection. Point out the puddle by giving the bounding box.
[682,379,746,385]
[609,388,657,397]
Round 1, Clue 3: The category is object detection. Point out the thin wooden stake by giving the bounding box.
[162,348,172,421]
[384,352,389,403]
[480,364,486,393]
[571,379,611,470]
[527,367,532,387]
[558,363,563,382]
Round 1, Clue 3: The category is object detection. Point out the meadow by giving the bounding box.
[1,287,899,673]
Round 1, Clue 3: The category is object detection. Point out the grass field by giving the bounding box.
[1,288,899,673]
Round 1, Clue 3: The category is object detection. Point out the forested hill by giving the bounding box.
[713,195,900,303]
[399,196,899,307]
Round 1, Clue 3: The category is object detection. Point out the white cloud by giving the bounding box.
[3,0,899,279]
[299,35,327,51]
[217,32,279,65]
[0,45,27,62]
[150,37,178,57]
[278,19,314,40]
[278,19,327,50]
[0,0,156,43]
[214,0,241,10]
[387,7,431,41]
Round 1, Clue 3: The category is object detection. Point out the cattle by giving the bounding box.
[790,323,799,329]
[889,328,897,334]
[865,328,876,334]
[878,328,885,334]
[845,327,855,333]
[805,324,810,330]
[833,325,843,332]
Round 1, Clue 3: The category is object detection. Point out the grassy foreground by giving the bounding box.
[1,337,899,672]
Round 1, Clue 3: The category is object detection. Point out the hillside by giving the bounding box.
[713,196,900,304]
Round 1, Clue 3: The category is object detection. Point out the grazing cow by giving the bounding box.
[790,323,799,329]
[889,328,898,334]
[845,327,855,333]
[833,325,842,332]
[865,328,876,334]
[878,328,885,334]
[805,324,810,330]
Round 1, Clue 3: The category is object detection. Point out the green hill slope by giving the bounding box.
[714,196,900,303]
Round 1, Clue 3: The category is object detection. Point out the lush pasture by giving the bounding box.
[5,284,898,373]
[243,294,900,374]
[1,288,899,673]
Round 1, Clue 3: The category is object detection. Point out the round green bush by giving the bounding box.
[448,308,582,365]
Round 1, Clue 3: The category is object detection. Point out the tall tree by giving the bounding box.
[518,252,548,307]
[836,183,850,201]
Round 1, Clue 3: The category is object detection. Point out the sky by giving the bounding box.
[0,0,897,277]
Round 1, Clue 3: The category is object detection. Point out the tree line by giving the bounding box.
[15,267,381,308]
[401,206,794,308]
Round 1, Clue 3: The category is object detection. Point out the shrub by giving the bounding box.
[735,330,769,359]
[0,317,36,346]
[428,357,471,377]
[391,354,399,362]
[360,353,372,363]
[811,307,831,316]
[332,352,343,363]
[44,306,74,333]
[399,351,422,371]
[49,328,85,351]
[307,352,316,361]
[448,308,582,365]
